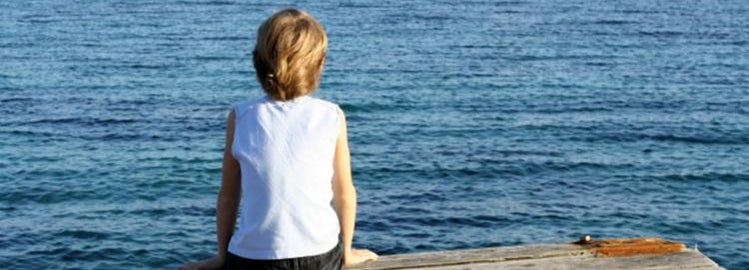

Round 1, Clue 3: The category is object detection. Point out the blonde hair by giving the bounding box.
[253,9,328,101]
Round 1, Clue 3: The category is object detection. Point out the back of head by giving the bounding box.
[253,9,328,101]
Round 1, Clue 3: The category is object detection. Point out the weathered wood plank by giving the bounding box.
[345,244,723,270]
[403,250,721,270]
[345,244,591,270]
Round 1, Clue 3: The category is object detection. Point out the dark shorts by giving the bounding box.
[223,240,343,270]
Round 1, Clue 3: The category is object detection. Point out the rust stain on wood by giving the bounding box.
[575,237,686,257]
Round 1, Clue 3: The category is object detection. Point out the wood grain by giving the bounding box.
[344,238,723,270]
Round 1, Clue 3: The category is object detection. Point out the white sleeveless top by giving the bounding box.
[227,95,341,259]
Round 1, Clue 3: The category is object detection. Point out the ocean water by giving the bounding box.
[1,0,748,269]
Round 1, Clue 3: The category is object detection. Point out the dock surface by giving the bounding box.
[345,238,723,270]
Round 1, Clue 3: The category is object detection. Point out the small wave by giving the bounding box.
[55,230,110,240]
[356,220,392,232]
[26,117,138,125]
[508,159,636,175]
[17,15,66,24]
[591,20,637,25]
[191,56,235,61]
[492,149,564,157]
[637,30,685,37]
[649,134,748,145]
[705,100,749,113]
[0,128,185,143]
[393,206,434,215]
[202,36,247,41]
[389,214,512,228]
[106,98,157,106]
[175,0,238,6]
[494,10,526,14]
[0,184,123,205]
[2,129,57,137]
[501,54,594,61]
[493,0,528,6]
[530,106,614,113]
[584,61,614,66]
[337,2,383,8]
[387,191,446,203]
[648,172,749,182]
[89,133,180,142]
[413,14,451,21]
[339,103,408,113]
[0,97,33,103]
[127,63,180,70]
[27,246,129,262]
[618,9,662,14]
[359,160,630,180]
[449,44,505,49]
[129,206,215,217]
[663,220,721,235]
[571,132,749,145]
[136,156,220,164]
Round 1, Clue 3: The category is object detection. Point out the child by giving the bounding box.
[180,8,379,270]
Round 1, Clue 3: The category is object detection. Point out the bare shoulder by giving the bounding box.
[227,107,236,120]
[336,105,346,119]
[226,107,236,129]
[331,102,347,128]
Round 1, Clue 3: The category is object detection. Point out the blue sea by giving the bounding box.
[1,0,748,269]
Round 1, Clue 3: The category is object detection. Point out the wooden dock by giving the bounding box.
[345,237,723,270]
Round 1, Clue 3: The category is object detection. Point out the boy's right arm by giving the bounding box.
[332,108,379,266]
[216,109,241,263]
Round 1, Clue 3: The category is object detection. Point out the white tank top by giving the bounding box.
[227,95,341,259]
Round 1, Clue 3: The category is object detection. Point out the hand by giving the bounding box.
[343,248,379,266]
[178,256,224,270]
